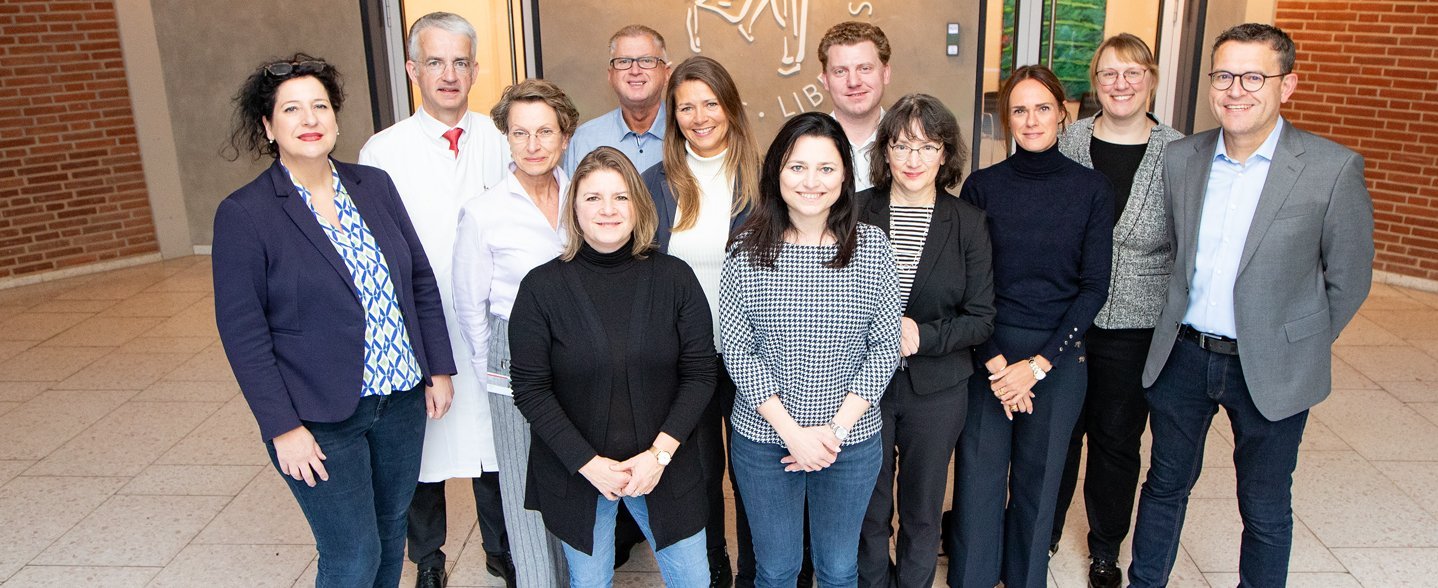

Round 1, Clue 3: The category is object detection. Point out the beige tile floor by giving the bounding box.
[0,256,1436,587]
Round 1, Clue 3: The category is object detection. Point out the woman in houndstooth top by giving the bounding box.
[719,112,902,586]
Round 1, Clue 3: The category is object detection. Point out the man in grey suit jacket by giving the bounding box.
[1128,23,1374,587]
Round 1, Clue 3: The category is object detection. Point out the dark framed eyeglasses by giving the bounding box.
[264,60,329,77]
[609,56,664,70]
[1208,70,1288,92]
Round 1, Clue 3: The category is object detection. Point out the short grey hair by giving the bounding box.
[608,24,667,61]
[407,12,477,61]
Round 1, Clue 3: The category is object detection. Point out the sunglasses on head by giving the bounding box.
[263,60,328,77]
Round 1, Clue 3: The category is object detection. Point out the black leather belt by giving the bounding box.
[1178,324,1239,356]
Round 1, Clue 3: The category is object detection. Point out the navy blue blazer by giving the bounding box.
[640,162,748,250]
[212,159,456,441]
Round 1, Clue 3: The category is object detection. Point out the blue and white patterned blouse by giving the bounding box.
[286,162,422,397]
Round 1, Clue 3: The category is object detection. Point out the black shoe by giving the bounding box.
[1088,558,1122,588]
[485,552,516,588]
[415,567,447,588]
[708,547,733,588]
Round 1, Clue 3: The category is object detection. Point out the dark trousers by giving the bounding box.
[268,387,425,588]
[407,471,509,570]
[1129,336,1308,588]
[859,370,967,588]
[1051,327,1153,560]
[699,357,738,554]
[947,324,1087,588]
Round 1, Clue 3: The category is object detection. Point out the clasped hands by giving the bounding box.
[579,451,666,501]
[779,425,842,472]
[986,354,1050,420]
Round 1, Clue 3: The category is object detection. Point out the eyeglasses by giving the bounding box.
[1208,70,1288,92]
[264,60,328,77]
[420,58,473,75]
[888,143,943,163]
[508,128,559,145]
[610,56,665,70]
[1096,68,1147,86]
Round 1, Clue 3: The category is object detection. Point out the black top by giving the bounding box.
[959,144,1114,361]
[856,187,996,395]
[573,242,640,456]
[509,246,716,554]
[1089,136,1148,224]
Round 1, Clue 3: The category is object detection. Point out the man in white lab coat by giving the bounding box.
[359,11,513,588]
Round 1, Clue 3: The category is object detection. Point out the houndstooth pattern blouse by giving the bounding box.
[720,223,902,447]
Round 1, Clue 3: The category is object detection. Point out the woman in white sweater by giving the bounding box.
[638,55,761,586]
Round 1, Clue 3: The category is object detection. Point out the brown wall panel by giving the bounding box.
[538,0,980,163]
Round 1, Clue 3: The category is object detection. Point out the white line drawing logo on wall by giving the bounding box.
[686,0,811,76]
[685,1,879,120]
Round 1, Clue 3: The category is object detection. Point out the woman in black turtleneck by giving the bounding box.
[946,65,1113,588]
[508,147,716,585]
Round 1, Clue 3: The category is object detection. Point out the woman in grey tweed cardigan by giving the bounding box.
[1049,33,1185,588]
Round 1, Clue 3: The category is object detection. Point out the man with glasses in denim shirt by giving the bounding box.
[562,25,672,176]
[1128,23,1373,587]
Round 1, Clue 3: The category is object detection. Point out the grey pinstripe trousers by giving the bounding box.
[488,316,567,587]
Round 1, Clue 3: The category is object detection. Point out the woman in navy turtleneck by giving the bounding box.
[945,65,1113,588]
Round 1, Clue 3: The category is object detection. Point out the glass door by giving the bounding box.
[973,0,1164,170]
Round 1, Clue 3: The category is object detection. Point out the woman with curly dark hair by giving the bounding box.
[213,54,455,587]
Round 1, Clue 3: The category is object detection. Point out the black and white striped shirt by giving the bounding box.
[720,223,902,446]
[889,204,933,305]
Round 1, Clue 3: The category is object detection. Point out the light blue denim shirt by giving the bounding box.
[562,106,666,176]
[1183,118,1286,338]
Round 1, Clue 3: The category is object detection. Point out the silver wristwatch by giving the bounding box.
[828,421,850,443]
[1027,357,1048,381]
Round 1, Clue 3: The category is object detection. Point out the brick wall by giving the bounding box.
[0,1,158,280]
[1275,1,1438,281]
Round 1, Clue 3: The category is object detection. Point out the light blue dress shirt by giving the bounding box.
[1183,118,1286,338]
[562,106,666,176]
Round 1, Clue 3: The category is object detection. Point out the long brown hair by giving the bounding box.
[661,56,760,232]
[732,112,859,269]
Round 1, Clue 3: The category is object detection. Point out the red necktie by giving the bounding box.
[442,127,463,158]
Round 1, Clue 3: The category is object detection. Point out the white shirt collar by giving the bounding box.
[830,107,883,148]
[416,107,473,147]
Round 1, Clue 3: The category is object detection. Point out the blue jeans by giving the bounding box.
[731,431,882,587]
[266,387,425,588]
[1129,337,1308,587]
[560,495,708,587]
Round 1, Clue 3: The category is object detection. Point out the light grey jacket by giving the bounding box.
[1058,115,1184,329]
[1142,123,1374,420]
